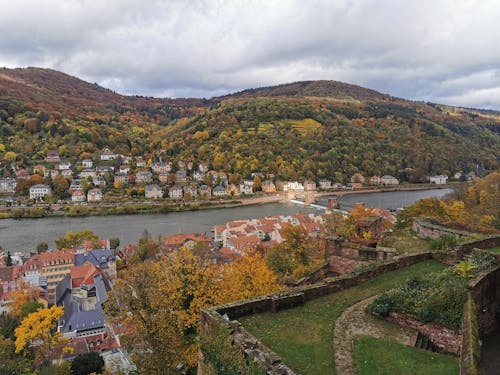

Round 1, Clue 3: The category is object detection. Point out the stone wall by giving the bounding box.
[388,312,461,354]
[468,265,500,335]
[413,218,475,240]
[199,252,434,374]
[459,295,481,375]
[459,235,500,253]
[327,255,367,275]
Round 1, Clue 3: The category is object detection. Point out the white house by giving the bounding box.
[71,189,86,202]
[213,186,227,197]
[100,147,117,161]
[430,175,448,185]
[29,184,52,200]
[0,178,16,194]
[169,186,183,199]
[380,175,399,185]
[239,180,254,195]
[145,184,163,199]
[87,188,103,202]
[82,159,93,168]
[58,161,71,170]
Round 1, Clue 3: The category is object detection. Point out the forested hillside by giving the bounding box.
[0,68,498,181]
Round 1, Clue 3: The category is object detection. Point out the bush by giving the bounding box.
[429,234,458,253]
[370,294,395,317]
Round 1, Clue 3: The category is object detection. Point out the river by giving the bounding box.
[0,188,452,254]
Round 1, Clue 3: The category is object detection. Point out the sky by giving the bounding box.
[1,0,500,109]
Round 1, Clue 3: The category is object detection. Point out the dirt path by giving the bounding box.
[333,296,418,375]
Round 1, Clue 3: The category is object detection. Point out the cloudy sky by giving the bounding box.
[1,0,500,109]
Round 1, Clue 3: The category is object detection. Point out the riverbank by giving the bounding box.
[0,185,454,220]
[0,193,285,220]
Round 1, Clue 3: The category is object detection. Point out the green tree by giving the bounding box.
[70,352,104,375]
[110,237,120,250]
[6,251,12,266]
[36,242,49,254]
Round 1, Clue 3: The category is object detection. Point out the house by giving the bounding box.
[319,179,332,189]
[15,169,30,180]
[135,171,153,184]
[430,175,448,185]
[29,184,52,200]
[356,216,384,239]
[145,184,163,199]
[151,162,171,173]
[251,172,264,178]
[351,173,365,184]
[135,157,147,167]
[159,171,170,184]
[96,166,114,175]
[55,264,110,338]
[213,186,227,197]
[44,169,59,178]
[369,175,381,185]
[100,147,117,161]
[82,159,93,168]
[169,185,183,199]
[114,173,129,185]
[92,175,106,187]
[0,178,16,194]
[219,172,228,186]
[61,169,73,179]
[71,189,86,202]
[192,171,205,182]
[23,249,75,303]
[46,150,61,163]
[87,189,103,202]
[187,161,194,170]
[262,180,276,193]
[304,180,317,191]
[58,161,71,170]
[283,181,304,192]
[74,249,116,280]
[79,169,96,179]
[177,161,185,170]
[380,175,399,185]
[118,165,130,174]
[163,233,211,252]
[239,180,254,195]
[69,179,83,191]
[175,170,187,183]
[183,184,197,198]
[199,184,211,197]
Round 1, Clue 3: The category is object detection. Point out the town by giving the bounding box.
[0,148,459,216]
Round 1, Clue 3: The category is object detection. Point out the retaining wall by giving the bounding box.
[199,252,433,374]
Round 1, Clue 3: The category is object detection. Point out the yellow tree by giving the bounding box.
[14,305,66,364]
[218,252,280,303]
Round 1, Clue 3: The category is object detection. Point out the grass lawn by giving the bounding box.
[353,335,459,375]
[381,228,430,254]
[486,246,500,254]
[239,260,447,375]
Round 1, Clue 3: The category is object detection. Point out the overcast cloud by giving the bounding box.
[1,0,500,109]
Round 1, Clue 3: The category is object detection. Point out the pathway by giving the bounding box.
[332,296,417,375]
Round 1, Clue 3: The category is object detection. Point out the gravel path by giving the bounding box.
[333,296,418,375]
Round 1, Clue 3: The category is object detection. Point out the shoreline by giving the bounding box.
[0,185,454,220]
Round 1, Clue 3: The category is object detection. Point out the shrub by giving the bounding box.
[370,294,395,317]
[430,234,458,253]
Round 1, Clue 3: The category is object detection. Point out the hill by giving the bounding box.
[0,67,498,181]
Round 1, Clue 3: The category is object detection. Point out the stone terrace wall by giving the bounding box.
[413,218,475,240]
[460,295,481,375]
[459,235,500,253]
[200,252,434,374]
[469,265,500,335]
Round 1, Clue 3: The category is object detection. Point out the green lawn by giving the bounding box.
[239,260,447,375]
[353,335,458,375]
[486,246,500,254]
[380,228,430,254]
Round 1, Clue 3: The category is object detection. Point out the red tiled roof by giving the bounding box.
[70,264,100,288]
[23,249,75,271]
[164,233,210,247]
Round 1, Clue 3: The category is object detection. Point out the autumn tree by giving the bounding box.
[253,175,262,191]
[55,230,99,249]
[218,252,280,302]
[396,197,466,228]
[107,246,281,373]
[51,175,69,199]
[14,305,67,364]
